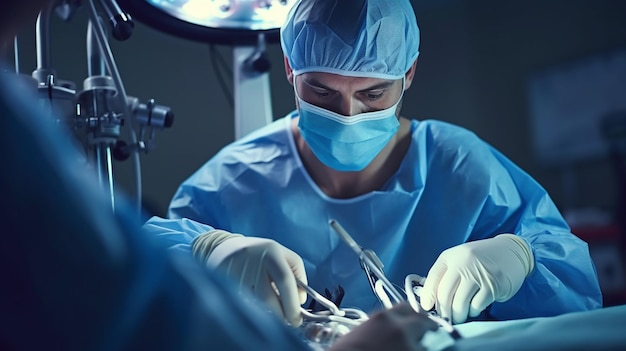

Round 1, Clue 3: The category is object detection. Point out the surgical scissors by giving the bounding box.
[329,219,462,340]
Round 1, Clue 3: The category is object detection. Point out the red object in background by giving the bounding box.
[572,224,626,307]
[573,224,621,242]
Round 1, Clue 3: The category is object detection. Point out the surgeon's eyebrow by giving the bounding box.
[303,77,396,92]
[356,81,395,93]
[303,77,338,92]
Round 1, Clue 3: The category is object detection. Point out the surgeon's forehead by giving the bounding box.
[299,72,398,90]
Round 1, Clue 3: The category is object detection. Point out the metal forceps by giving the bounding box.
[329,219,462,340]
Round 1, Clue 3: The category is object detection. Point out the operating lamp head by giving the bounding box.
[118,0,297,44]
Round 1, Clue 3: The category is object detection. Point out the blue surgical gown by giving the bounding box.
[145,111,602,319]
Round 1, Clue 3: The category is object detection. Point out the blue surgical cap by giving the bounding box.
[280,0,420,80]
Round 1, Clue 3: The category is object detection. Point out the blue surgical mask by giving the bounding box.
[295,79,403,172]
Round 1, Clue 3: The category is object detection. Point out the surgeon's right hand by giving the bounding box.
[192,230,308,326]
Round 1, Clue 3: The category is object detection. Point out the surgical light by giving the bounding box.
[118,0,298,138]
[148,0,292,30]
[118,0,295,43]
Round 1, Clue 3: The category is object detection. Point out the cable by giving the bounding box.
[208,44,234,109]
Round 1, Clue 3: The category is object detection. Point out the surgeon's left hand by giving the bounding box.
[419,234,534,324]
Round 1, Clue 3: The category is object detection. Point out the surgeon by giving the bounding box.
[144,0,602,325]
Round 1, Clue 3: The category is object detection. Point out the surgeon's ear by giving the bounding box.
[284,56,294,85]
[403,59,418,90]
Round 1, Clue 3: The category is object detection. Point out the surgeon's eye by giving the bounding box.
[314,91,331,98]
[364,90,384,101]
[312,88,333,98]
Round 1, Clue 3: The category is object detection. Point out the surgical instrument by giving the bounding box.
[295,278,369,350]
[329,219,462,340]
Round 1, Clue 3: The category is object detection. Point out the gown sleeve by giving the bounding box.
[429,122,603,319]
[142,142,247,249]
[483,149,603,319]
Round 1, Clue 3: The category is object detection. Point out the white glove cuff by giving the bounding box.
[496,234,535,275]
[192,229,243,263]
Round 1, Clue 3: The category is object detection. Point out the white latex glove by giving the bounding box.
[419,234,534,324]
[192,230,308,326]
